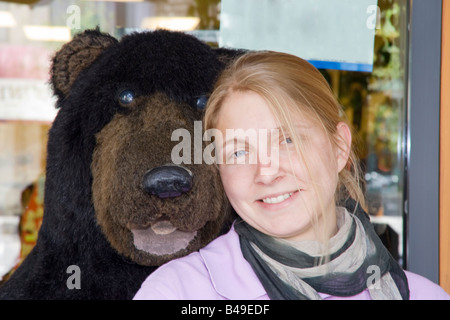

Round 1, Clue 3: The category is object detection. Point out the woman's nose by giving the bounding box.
[253,154,282,184]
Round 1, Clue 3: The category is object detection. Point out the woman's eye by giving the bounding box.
[118,89,135,105]
[281,137,293,145]
[233,150,248,158]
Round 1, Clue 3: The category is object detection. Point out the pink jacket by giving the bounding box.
[133,225,450,300]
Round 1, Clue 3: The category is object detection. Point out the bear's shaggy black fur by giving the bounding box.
[0,29,238,299]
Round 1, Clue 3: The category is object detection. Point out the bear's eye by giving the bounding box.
[118,89,135,105]
[196,95,208,110]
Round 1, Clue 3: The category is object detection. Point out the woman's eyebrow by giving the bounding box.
[278,123,312,133]
[222,136,252,149]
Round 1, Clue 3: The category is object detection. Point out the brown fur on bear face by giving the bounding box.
[92,93,230,266]
[47,29,240,269]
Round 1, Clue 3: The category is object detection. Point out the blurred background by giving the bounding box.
[0,0,446,290]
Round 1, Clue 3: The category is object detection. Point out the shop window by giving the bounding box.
[0,0,408,279]
[323,0,408,266]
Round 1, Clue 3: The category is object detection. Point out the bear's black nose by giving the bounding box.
[142,166,193,198]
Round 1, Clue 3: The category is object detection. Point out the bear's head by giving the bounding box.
[48,29,235,266]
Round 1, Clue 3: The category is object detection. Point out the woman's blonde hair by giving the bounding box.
[204,50,365,244]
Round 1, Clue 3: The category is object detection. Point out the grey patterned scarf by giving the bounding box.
[235,203,409,300]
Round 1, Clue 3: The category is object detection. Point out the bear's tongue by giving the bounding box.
[131,221,196,256]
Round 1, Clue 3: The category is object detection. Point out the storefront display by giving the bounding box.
[0,0,413,279]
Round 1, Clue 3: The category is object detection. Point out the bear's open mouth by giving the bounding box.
[131,219,197,256]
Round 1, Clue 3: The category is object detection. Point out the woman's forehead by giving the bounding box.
[216,91,319,131]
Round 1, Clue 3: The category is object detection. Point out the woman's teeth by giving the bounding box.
[261,192,294,204]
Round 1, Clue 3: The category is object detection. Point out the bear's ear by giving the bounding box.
[50,29,117,98]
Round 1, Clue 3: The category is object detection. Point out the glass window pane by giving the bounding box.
[0,0,409,280]
[332,0,408,266]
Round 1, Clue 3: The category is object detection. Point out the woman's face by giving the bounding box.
[215,90,351,242]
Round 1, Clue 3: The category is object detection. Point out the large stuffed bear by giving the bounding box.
[0,29,237,299]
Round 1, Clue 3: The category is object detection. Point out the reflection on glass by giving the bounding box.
[321,0,407,265]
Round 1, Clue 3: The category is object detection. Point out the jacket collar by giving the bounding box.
[199,223,268,300]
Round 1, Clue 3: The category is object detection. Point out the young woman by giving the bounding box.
[133,51,449,300]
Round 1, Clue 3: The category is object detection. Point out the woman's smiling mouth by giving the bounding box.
[259,190,299,204]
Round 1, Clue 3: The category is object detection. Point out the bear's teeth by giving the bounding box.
[151,220,177,235]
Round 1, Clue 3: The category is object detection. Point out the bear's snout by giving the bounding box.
[142,165,193,198]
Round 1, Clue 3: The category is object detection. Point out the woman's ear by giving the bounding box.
[335,122,352,172]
